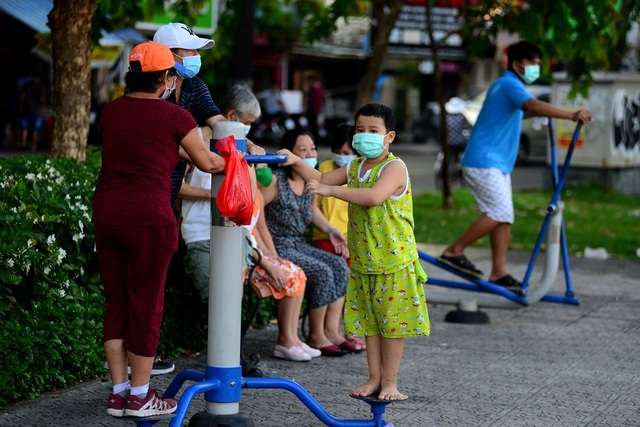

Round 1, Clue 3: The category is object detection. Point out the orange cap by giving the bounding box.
[128,41,186,74]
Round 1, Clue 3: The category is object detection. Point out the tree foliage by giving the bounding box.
[356,0,405,107]
[301,0,368,43]
[202,0,364,100]
[49,0,640,159]
[462,0,640,97]
[96,0,209,31]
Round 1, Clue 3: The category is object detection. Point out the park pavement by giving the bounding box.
[1,244,639,427]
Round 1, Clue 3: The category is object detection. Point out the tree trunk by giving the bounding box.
[355,0,404,108]
[426,2,453,209]
[48,0,96,161]
[228,0,256,85]
[609,0,636,71]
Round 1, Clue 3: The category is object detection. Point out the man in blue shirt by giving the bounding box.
[439,40,592,292]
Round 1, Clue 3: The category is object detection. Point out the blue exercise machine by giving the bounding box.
[124,119,584,426]
[419,120,583,323]
[126,121,402,427]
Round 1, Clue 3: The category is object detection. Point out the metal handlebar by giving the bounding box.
[245,154,287,165]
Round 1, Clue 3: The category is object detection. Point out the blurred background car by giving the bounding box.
[412,85,550,164]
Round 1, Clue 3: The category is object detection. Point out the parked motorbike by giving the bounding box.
[247,113,308,148]
[434,138,467,192]
[433,112,471,191]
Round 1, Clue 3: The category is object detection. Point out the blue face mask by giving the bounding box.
[518,64,540,84]
[352,132,389,158]
[175,55,202,79]
[332,153,356,167]
[303,157,318,168]
[243,125,251,136]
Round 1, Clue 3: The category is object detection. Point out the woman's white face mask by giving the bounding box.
[160,76,177,100]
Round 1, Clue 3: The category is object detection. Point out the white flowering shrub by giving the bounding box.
[0,148,221,404]
[0,148,107,405]
[0,150,101,313]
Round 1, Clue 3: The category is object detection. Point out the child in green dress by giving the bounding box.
[277,103,429,401]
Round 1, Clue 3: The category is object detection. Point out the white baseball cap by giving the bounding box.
[153,23,215,50]
[444,97,467,114]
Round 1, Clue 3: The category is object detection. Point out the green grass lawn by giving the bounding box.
[413,184,640,261]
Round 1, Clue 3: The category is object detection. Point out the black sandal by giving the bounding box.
[241,361,263,377]
[438,254,484,278]
[241,353,264,377]
[492,274,525,296]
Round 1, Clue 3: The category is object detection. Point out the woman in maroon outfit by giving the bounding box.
[93,41,225,418]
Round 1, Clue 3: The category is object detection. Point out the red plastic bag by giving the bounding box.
[215,135,252,226]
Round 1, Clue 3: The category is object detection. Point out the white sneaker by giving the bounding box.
[299,343,322,358]
[150,357,175,375]
[273,344,311,361]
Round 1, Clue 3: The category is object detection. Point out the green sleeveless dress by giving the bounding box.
[343,154,430,338]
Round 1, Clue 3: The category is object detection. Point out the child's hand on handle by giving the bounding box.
[304,179,331,197]
[572,109,592,124]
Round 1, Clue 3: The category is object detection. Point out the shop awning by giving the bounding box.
[0,0,52,34]
[1,0,146,69]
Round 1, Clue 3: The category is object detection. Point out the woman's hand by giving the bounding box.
[328,229,349,259]
[263,259,287,289]
[247,139,266,155]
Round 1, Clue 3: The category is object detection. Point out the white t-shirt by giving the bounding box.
[180,167,211,244]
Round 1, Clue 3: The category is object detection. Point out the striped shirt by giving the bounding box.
[169,77,221,209]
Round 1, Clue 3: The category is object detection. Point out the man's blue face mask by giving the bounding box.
[517,63,540,84]
[174,54,202,79]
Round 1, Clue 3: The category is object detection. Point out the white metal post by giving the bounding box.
[206,121,246,415]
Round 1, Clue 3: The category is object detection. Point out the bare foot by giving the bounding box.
[377,383,407,401]
[350,379,380,397]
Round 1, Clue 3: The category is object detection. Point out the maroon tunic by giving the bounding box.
[93,96,196,225]
[93,95,197,356]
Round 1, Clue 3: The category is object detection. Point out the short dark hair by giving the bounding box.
[507,41,543,70]
[124,68,177,94]
[354,103,396,133]
[330,123,354,152]
[278,128,315,179]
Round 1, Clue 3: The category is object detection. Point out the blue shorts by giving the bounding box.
[20,115,44,132]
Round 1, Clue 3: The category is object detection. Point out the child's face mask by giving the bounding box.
[352,132,389,158]
[332,153,356,167]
